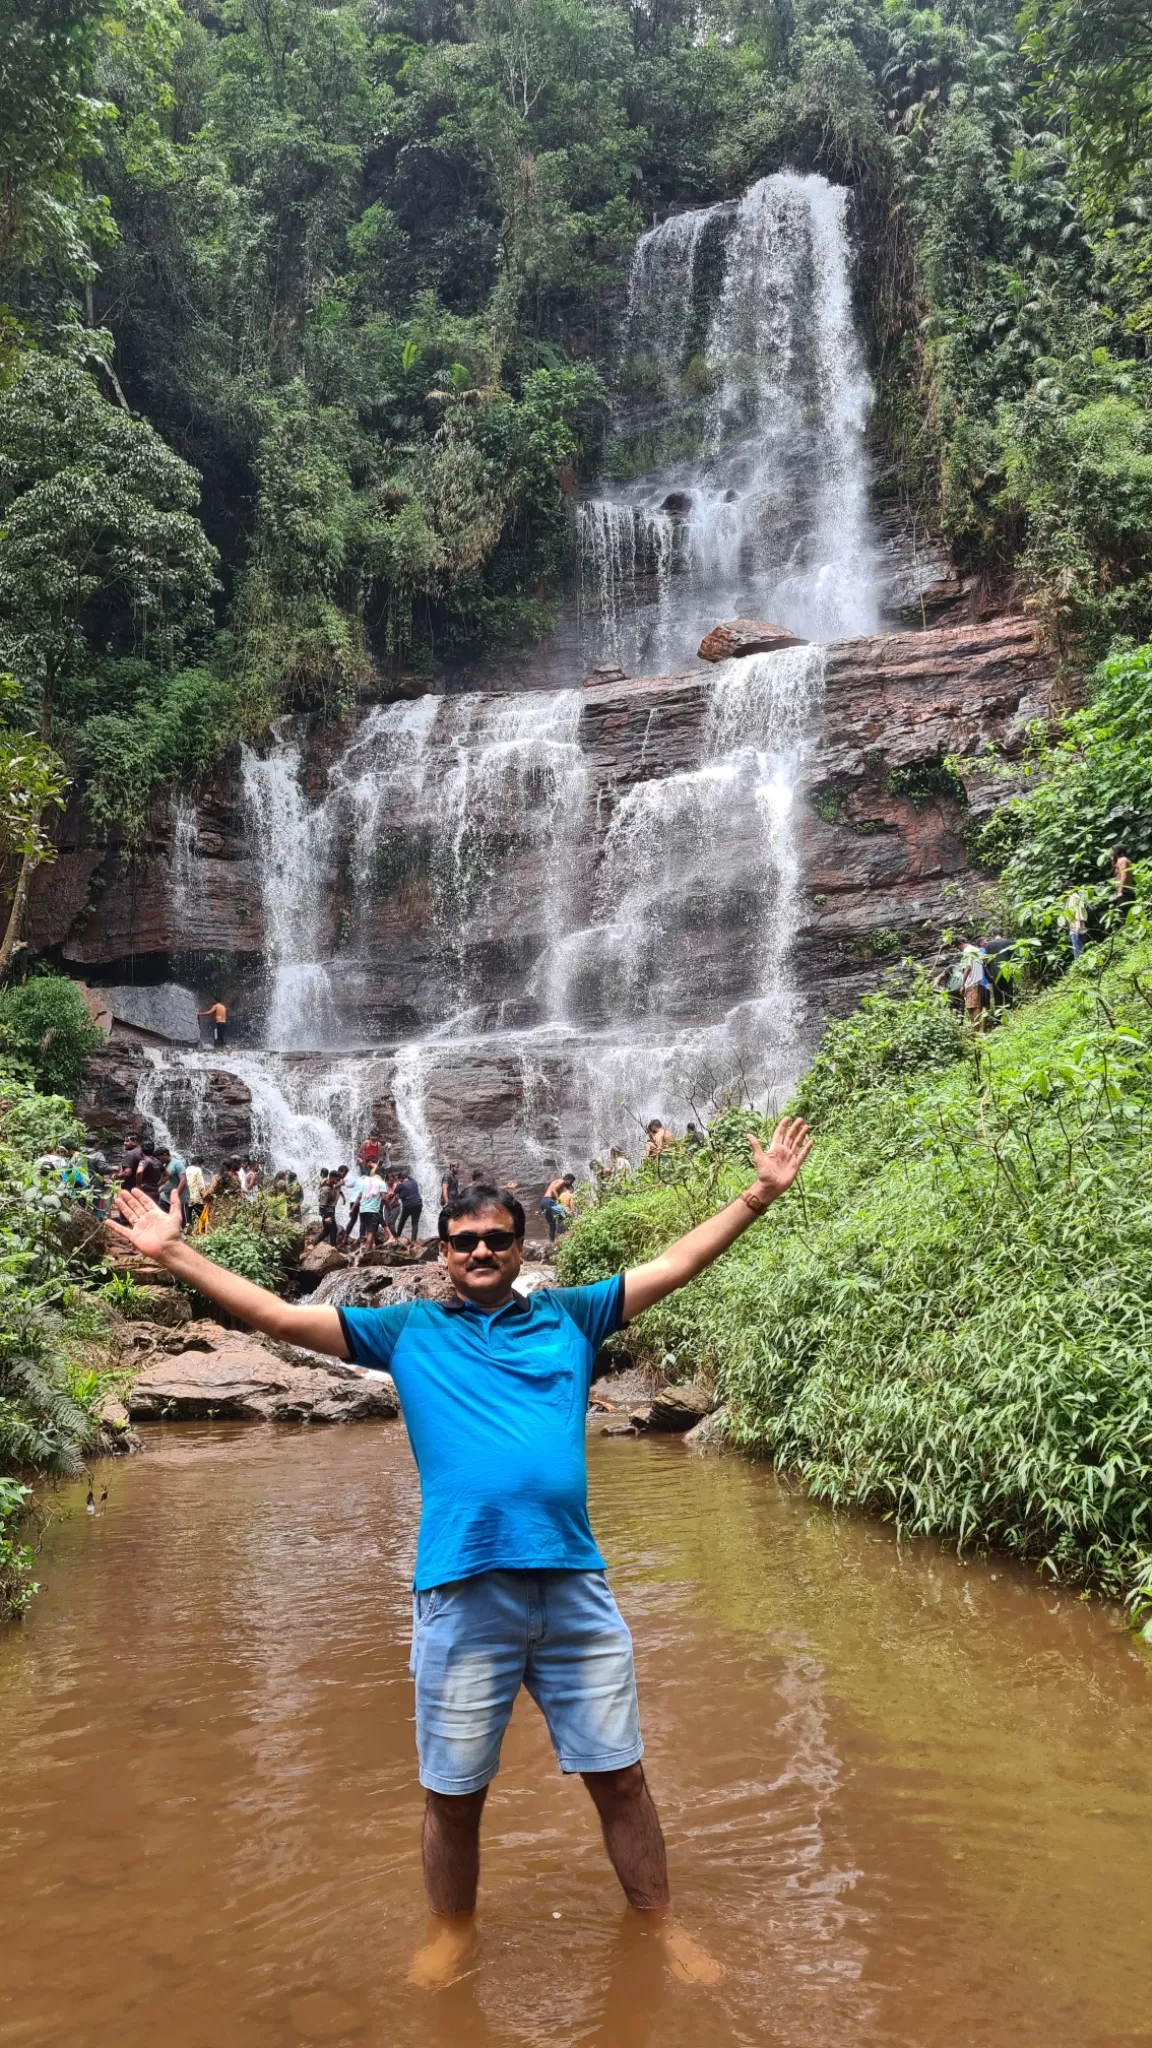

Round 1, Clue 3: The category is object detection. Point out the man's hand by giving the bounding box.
[622,1113,815,1322]
[747,1116,812,1199]
[106,1186,183,1262]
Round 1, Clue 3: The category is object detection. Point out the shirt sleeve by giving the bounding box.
[338,1301,418,1371]
[552,1273,627,1354]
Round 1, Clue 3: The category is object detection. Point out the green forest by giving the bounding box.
[2,0,1152,1614]
[1,0,1151,868]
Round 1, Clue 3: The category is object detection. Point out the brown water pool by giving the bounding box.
[1,1425,1150,2048]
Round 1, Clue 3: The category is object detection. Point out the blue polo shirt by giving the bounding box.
[337,1275,626,1590]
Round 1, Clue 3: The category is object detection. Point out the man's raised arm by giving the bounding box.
[106,1188,350,1358]
[621,1116,812,1322]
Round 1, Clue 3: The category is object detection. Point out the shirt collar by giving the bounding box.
[442,1289,531,1318]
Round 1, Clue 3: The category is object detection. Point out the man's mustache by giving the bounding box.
[465,1256,499,1271]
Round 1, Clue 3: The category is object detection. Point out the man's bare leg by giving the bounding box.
[408,1787,486,1989]
[581,1765,722,1986]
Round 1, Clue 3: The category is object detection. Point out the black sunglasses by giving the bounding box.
[444,1228,518,1254]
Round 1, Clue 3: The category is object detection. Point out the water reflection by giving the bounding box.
[1,1428,1151,2047]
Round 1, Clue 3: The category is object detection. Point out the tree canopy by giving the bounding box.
[0,0,1148,855]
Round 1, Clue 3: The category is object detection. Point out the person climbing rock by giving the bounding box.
[539,1174,570,1240]
[957,943,987,1031]
[105,1115,812,1993]
[198,999,228,1048]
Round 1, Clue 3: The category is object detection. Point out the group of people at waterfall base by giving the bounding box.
[106,1106,813,1990]
[59,1139,305,1228]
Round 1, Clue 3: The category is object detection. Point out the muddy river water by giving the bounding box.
[2,1425,1151,2048]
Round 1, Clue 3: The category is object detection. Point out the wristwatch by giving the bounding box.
[740,1185,770,1217]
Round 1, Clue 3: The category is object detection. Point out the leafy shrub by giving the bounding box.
[0,1479,37,1621]
[0,975,103,1096]
[987,640,1152,941]
[560,934,1152,1599]
[192,1204,297,1295]
[791,969,968,1127]
[0,1313,92,1474]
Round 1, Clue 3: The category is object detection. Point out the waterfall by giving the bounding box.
[240,730,340,1051]
[579,172,878,673]
[136,172,876,1205]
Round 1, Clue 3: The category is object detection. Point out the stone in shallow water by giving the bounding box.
[646,1382,715,1432]
[684,1404,729,1448]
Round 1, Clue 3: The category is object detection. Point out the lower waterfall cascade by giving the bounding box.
[139,646,827,1202]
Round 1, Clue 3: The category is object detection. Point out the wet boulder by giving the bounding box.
[697,619,806,663]
[297,1244,349,1281]
[126,1327,399,1425]
[646,1382,715,1432]
[683,1404,729,1448]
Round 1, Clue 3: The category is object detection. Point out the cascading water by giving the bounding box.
[579,172,878,674]
[136,172,875,1205]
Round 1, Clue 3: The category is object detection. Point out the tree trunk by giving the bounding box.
[0,842,39,982]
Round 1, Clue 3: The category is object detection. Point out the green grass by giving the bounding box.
[559,929,1152,1602]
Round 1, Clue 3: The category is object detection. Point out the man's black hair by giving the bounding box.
[1113,845,1129,860]
[439,1182,526,1242]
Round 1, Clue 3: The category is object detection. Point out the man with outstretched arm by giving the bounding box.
[107,1116,812,1989]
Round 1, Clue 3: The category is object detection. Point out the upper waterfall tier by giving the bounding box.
[578,173,879,676]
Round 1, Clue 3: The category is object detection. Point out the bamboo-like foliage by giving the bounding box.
[561,929,1152,1600]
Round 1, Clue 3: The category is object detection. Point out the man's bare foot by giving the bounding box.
[655,1918,724,1986]
[407,1912,475,1990]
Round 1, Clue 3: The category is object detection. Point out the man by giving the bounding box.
[186,1157,209,1231]
[643,1119,672,1160]
[356,1167,387,1253]
[394,1169,422,1241]
[317,1171,340,1247]
[340,1164,365,1245]
[198,998,228,1048]
[957,942,987,1031]
[105,1116,812,1991]
[158,1147,188,1226]
[119,1131,143,1190]
[441,1161,460,1206]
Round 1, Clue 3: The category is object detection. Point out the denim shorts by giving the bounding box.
[409,1568,643,1795]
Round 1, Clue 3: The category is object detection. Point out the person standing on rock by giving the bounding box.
[356,1168,387,1254]
[105,1115,812,1992]
[393,1170,422,1241]
[198,998,228,1048]
[317,1171,340,1247]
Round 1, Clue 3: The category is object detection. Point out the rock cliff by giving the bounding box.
[51,615,1055,1166]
